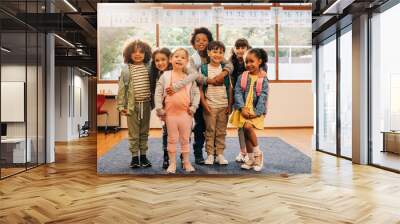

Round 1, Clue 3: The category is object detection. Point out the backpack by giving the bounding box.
[240,71,265,96]
[199,63,230,101]
[240,71,269,114]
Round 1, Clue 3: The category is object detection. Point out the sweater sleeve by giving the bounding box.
[222,58,234,75]
[171,57,201,92]
[189,81,200,114]
[116,66,128,112]
[154,73,166,115]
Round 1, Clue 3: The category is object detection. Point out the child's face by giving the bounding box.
[170,50,188,70]
[234,46,248,59]
[245,52,262,73]
[194,33,208,52]
[131,48,145,64]
[208,48,225,65]
[154,53,169,72]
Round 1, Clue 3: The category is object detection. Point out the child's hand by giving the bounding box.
[248,114,257,119]
[203,104,212,115]
[166,87,175,96]
[206,78,216,85]
[156,109,166,120]
[187,108,194,116]
[241,108,250,119]
[225,106,231,115]
[246,110,257,119]
[159,114,166,121]
[213,73,225,86]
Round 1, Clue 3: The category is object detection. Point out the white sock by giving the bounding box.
[253,145,261,154]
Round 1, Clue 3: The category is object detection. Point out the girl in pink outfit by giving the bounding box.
[154,48,200,174]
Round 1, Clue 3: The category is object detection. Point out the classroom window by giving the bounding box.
[317,36,337,155]
[278,11,312,80]
[370,4,400,171]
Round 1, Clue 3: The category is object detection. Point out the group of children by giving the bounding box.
[117,27,269,174]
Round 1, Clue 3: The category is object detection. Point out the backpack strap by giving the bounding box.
[255,70,268,96]
[200,63,208,76]
[255,77,264,97]
[200,64,208,92]
[240,70,266,96]
[240,71,249,93]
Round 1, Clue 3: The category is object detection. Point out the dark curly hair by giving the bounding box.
[123,40,152,64]
[190,27,213,47]
[150,47,172,80]
[247,48,268,69]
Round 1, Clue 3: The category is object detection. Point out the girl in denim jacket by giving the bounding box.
[230,48,269,172]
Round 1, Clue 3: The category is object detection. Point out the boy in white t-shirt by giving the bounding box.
[199,41,233,165]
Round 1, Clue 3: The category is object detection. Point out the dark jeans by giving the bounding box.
[162,124,168,151]
[193,105,205,158]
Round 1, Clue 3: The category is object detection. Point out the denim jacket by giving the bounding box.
[233,73,269,116]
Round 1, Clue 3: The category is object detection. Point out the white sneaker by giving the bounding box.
[241,159,255,170]
[253,151,264,172]
[235,153,249,163]
[216,154,228,165]
[204,155,214,165]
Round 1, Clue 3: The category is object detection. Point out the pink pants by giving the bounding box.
[165,113,192,153]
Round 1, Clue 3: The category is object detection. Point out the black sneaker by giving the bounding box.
[194,155,205,165]
[140,155,152,168]
[180,153,184,168]
[130,156,140,168]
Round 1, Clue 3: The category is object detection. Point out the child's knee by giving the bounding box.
[243,123,252,132]
[180,137,190,147]
[167,144,177,153]
[168,136,178,145]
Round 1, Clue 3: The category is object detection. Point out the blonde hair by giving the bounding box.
[171,48,189,59]
[171,48,189,73]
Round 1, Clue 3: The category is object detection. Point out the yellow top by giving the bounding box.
[229,74,265,130]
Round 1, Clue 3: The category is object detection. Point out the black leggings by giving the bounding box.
[162,124,168,151]
[192,105,205,157]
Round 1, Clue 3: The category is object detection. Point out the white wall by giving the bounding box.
[264,83,313,127]
[55,67,68,141]
[98,82,314,128]
[55,67,89,141]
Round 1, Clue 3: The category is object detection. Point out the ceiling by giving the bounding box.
[0,0,392,74]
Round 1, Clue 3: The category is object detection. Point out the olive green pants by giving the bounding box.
[127,101,151,157]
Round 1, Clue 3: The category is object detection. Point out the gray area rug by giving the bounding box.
[98,137,311,175]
